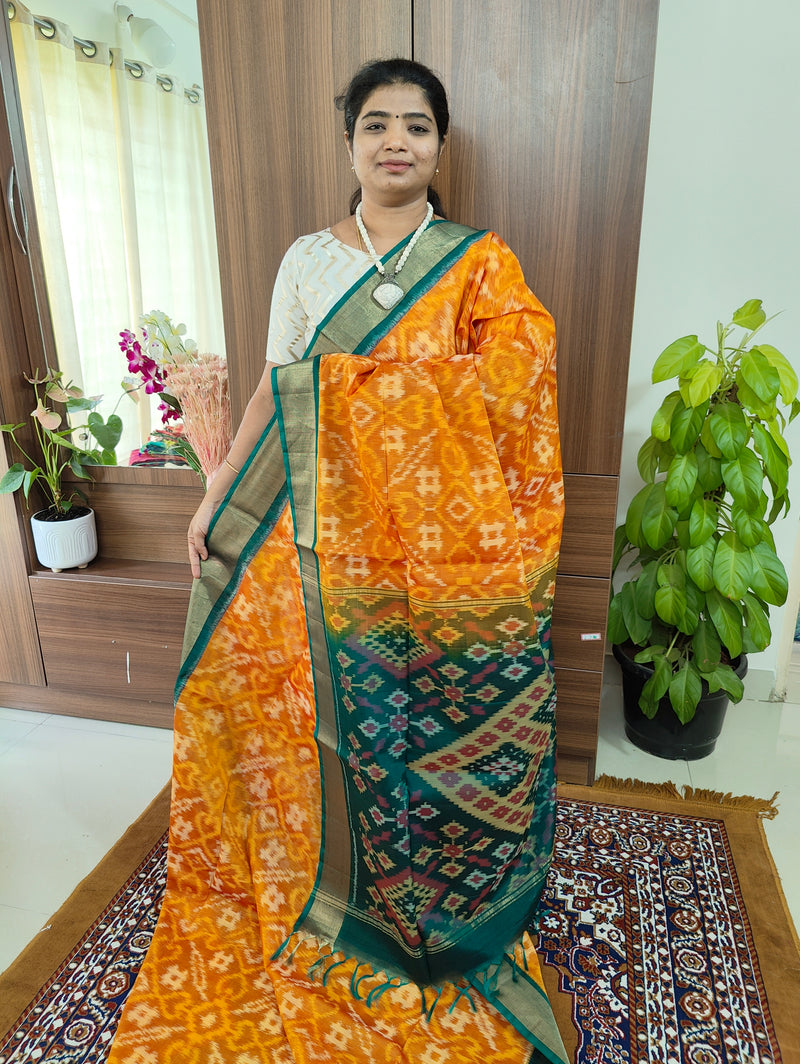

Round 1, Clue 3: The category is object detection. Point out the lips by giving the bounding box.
[381,162,411,172]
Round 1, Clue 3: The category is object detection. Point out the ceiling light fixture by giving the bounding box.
[114,3,176,69]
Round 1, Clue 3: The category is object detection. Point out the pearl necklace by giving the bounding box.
[355,201,434,311]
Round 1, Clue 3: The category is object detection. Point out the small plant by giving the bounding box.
[609,299,797,722]
[0,369,121,516]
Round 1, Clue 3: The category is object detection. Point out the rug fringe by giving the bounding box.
[593,775,780,819]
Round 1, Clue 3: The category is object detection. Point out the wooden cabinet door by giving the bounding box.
[416,0,659,477]
[196,0,412,423]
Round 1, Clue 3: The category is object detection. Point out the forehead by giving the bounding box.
[357,83,433,121]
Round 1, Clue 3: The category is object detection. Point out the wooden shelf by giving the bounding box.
[30,556,192,590]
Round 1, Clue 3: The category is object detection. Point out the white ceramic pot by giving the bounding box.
[31,506,98,572]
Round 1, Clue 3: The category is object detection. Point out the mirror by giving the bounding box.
[5,0,225,467]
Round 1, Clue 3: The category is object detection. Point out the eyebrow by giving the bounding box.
[359,110,433,122]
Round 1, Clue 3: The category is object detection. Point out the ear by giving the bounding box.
[344,130,353,163]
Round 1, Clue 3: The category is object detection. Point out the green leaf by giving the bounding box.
[700,420,723,459]
[694,441,723,491]
[721,448,764,510]
[651,391,683,442]
[692,617,721,672]
[679,361,724,408]
[709,402,748,459]
[738,350,781,403]
[766,417,790,459]
[689,497,718,546]
[686,537,717,591]
[633,645,667,664]
[670,401,708,454]
[748,541,788,605]
[712,531,752,600]
[705,586,743,657]
[612,524,630,572]
[730,504,766,548]
[619,581,652,645]
[0,463,26,494]
[752,421,788,495]
[669,661,703,724]
[640,481,678,550]
[654,565,698,634]
[637,437,663,483]
[664,451,699,509]
[633,560,660,620]
[736,378,777,421]
[88,412,123,451]
[699,661,744,702]
[624,484,653,549]
[732,298,766,331]
[607,592,628,645]
[652,336,705,383]
[639,655,673,719]
[758,344,798,405]
[675,519,692,549]
[741,591,772,652]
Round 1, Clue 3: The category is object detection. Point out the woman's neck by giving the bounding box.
[357,196,431,255]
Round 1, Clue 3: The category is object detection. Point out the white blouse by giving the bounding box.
[266,229,372,364]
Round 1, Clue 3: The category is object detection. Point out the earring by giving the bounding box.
[435,168,440,175]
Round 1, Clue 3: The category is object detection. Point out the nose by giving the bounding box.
[384,119,407,152]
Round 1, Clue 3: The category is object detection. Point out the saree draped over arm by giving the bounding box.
[108,223,568,1064]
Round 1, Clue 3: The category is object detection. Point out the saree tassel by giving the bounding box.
[270,931,302,964]
[366,977,407,1009]
[421,985,443,1021]
[307,953,330,982]
[320,957,348,986]
[351,963,375,1000]
[449,984,477,1014]
[504,953,520,983]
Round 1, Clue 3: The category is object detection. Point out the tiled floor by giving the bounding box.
[1,656,798,976]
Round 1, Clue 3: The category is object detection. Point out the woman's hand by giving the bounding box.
[188,493,221,579]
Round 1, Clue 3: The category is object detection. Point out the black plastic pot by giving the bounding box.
[612,643,748,761]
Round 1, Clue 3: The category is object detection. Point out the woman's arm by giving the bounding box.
[187,361,279,578]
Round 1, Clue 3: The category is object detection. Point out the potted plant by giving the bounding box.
[608,299,797,759]
[0,369,122,571]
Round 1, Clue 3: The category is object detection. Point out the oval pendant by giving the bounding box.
[372,281,403,310]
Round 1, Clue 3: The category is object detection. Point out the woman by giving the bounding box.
[109,59,567,1064]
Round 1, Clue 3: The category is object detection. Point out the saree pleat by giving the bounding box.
[108,225,567,1064]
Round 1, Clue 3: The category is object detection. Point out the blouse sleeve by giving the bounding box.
[265,240,308,364]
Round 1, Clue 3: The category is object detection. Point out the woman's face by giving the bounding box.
[348,83,443,207]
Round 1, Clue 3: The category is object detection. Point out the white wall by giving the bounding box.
[622,0,800,690]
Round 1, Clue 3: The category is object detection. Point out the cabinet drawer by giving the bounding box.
[30,578,190,702]
[551,573,609,672]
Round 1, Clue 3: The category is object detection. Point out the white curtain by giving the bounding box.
[10,3,225,461]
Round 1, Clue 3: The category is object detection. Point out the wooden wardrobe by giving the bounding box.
[195,0,659,783]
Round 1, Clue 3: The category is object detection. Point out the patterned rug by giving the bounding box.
[1,778,797,1064]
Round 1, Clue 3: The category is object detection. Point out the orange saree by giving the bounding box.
[108,223,567,1063]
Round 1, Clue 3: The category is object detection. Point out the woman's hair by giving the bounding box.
[336,58,449,217]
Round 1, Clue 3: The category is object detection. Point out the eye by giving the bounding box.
[409,125,432,135]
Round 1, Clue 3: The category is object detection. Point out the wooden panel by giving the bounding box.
[79,481,204,565]
[551,574,610,672]
[554,667,602,784]
[416,0,659,475]
[560,473,619,578]
[30,577,189,703]
[197,0,412,424]
[0,681,174,729]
